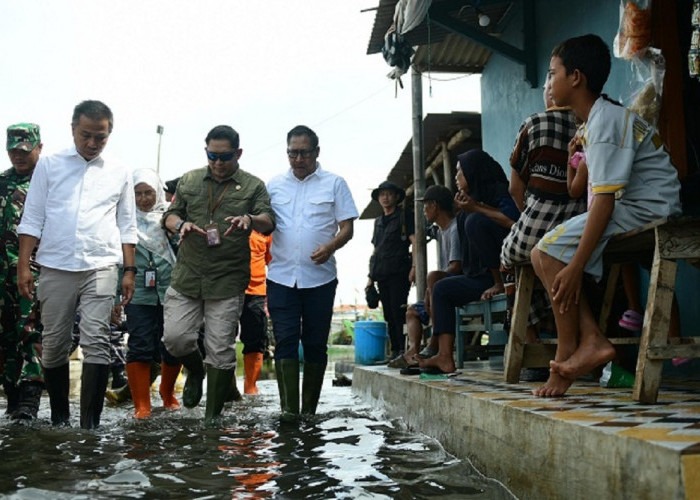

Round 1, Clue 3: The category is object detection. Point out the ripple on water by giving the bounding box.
[0,378,514,499]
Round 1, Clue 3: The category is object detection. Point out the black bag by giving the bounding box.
[365,284,380,309]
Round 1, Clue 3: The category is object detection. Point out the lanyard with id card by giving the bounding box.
[144,252,157,288]
[206,181,233,247]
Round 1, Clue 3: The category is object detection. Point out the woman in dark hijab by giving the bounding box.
[455,150,520,298]
[419,149,519,375]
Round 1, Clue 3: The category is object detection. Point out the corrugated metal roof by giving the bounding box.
[360,111,482,219]
[366,0,513,74]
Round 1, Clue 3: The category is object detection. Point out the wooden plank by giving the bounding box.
[520,343,557,368]
[634,252,677,403]
[598,264,621,333]
[647,343,700,359]
[504,266,535,383]
[657,221,700,260]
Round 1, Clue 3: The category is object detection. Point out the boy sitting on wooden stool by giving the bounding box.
[530,34,682,397]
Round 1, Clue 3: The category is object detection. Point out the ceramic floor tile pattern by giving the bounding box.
[409,365,700,454]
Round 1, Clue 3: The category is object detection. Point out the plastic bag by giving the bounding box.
[626,47,665,126]
[600,361,635,388]
[613,0,652,60]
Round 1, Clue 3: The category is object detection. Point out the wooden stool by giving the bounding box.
[503,216,700,403]
[604,217,700,402]
[455,294,507,368]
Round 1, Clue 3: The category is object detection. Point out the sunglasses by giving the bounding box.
[206,151,236,162]
[287,148,316,159]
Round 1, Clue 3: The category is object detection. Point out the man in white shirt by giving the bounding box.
[267,125,358,417]
[17,100,137,429]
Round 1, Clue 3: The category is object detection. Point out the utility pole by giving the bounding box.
[411,66,426,301]
[156,125,164,174]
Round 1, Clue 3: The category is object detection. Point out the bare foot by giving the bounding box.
[403,352,418,366]
[550,333,616,380]
[481,283,505,300]
[532,370,573,397]
[418,353,456,374]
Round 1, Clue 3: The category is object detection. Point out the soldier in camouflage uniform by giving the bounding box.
[1,123,43,420]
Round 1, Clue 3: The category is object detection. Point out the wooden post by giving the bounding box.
[411,66,427,301]
[442,141,453,191]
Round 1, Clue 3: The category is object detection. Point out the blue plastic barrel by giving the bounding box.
[354,321,387,365]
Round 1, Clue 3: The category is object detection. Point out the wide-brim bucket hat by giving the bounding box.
[371,180,406,204]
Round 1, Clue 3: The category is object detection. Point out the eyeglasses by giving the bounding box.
[206,151,236,162]
[287,148,316,159]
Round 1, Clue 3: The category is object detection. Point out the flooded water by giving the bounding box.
[0,370,513,499]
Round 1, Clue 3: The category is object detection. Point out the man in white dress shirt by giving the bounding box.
[17,100,137,429]
[266,125,358,417]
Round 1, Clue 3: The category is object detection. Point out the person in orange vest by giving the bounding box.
[239,230,272,394]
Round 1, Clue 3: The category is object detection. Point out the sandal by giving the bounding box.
[619,309,643,332]
[417,346,438,359]
[672,357,691,367]
[388,354,410,369]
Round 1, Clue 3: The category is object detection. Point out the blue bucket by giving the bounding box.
[354,321,387,365]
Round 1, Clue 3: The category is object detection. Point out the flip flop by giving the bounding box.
[387,354,410,369]
[619,309,643,332]
[417,346,438,359]
[400,365,421,375]
[420,366,450,375]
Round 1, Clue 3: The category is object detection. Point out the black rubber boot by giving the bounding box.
[111,365,127,390]
[44,364,71,426]
[3,382,20,417]
[275,359,300,417]
[179,350,205,408]
[204,366,235,423]
[80,363,109,429]
[12,381,43,420]
[301,362,326,415]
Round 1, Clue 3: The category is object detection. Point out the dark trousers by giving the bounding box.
[239,294,267,354]
[267,279,337,363]
[432,273,494,336]
[465,212,511,271]
[124,303,178,365]
[377,273,411,354]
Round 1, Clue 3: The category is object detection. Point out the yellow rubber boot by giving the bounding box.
[244,353,263,395]
[159,363,182,410]
[125,362,152,419]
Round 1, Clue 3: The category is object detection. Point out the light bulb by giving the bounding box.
[478,13,490,27]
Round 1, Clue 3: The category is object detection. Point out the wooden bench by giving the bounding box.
[454,294,507,368]
[503,216,700,403]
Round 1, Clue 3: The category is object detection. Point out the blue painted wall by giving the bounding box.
[479,0,700,350]
[482,0,631,168]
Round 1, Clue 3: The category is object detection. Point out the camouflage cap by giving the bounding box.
[7,123,41,151]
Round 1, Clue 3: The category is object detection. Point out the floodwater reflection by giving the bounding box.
[0,376,514,499]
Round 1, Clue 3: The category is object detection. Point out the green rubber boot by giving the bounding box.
[275,358,300,417]
[301,362,326,415]
[179,350,205,408]
[204,366,236,422]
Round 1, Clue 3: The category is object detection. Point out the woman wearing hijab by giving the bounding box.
[124,168,182,419]
[418,150,519,374]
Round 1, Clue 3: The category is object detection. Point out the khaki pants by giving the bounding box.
[162,287,243,370]
[38,266,118,368]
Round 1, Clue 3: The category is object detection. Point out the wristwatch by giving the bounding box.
[123,266,137,274]
[175,219,185,232]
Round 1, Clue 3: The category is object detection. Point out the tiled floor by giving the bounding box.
[420,362,700,454]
